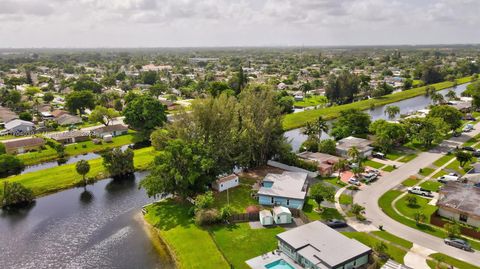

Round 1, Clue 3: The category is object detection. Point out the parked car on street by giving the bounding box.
[407,186,434,197]
[463,124,474,132]
[462,146,475,152]
[372,152,385,159]
[348,178,361,186]
[326,219,348,228]
[437,175,460,184]
[444,238,472,251]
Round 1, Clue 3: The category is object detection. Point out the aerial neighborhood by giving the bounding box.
[0,46,480,269]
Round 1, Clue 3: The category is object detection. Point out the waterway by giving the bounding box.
[285,83,469,151]
[0,172,174,269]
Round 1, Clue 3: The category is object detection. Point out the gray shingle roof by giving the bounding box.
[258,171,307,200]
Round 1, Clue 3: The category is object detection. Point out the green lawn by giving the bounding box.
[395,195,438,223]
[0,147,156,199]
[339,194,353,205]
[144,200,230,269]
[212,184,257,213]
[428,253,480,269]
[445,159,474,175]
[402,177,420,187]
[210,223,284,269]
[432,170,447,179]
[382,165,396,172]
[364,159,384,169]
[398,153,418,163]
[378,190,480,251]
[303,197,344,221]
[433,155,455,167]
[371,231,413,249]
[419,167,435,177]
[17,133,137,166]
[342,232,407,264]
[419,181,443,192]
[282,77,473,130]
[321,176,347,187]
[293,95,327,108]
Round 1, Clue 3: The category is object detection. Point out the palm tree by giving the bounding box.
[384,105,400,120]
[301,121,317,139]
[445,89,457,100]
[333,159,349,178]
[76,160,91,188]
[314,116,329,140]
[347,146,360,163]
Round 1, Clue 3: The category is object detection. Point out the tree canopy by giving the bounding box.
[123,95,167,138]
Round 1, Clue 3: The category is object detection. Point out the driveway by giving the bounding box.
[354,123,480,266]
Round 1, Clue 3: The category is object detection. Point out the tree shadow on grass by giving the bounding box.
[148,199,194,231]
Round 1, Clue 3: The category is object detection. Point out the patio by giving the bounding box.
[246,251,303,269]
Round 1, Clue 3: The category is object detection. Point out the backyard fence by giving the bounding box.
[430,210,480,239]
[267,160,318,178]
[228,212,260,223]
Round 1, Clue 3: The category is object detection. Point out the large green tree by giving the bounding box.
[65,90,95,115]
[89,105,120,126]
[404,117,449,148]
[123,95,167,138]
[369,120,407,152]
[309,183,335,211]
[331,109,371,140]
[140,139,215,198]
[0,154,25,178]
[102,148,135,177]
[428,105,463,131]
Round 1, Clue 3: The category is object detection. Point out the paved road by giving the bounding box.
[355,123,480,266]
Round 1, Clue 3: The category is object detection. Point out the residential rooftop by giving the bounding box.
[258,171,308,200]
[336,136,372,151]
[276,221,371,268]
[437,182,480,217]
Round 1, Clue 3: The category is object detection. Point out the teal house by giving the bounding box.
[257,172,308,209]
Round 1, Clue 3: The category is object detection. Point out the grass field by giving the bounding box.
[212,184,257,213]
[282,76,472,130]
[397,153,418,163]
[419,181,443,192]
[364,159,384,169]
[428,253,480,269]
[303,197,344,220]
[395,195,438,223]
[144,200,230,269]
[339,194,353,205]
[433,155,455,167]
[17,134,137,166]
[419,167,435,177]
[342,232,407,264]
[401,177,420,187]
[211,223,284,269]
[0,147,156,199]
[294,95,328,108]
[371,231,413,249]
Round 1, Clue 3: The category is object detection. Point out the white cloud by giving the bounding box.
[0,0,478,47]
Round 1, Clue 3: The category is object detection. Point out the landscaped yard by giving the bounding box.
[364,159,384,169]
[342,232,407,264]
[212,184,257,213]
[371,231,413,249]
[419,167,435,177]
[339,194,353,205]
[402,177,421,187]
[397,153,418,163]
[144,200,230,269]
[382,165,396,172]
[427,253,480,269]
[0,147,156,199]
[17,133,137,166]
[321,176,347,187]
[433,155,455,167]
[282,76,472,130]
[293,95,327,108]
[210,223,284,269]
[395,195,438,223]
[303,197,344,221]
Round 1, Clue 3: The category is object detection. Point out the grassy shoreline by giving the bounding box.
[283,76,472,130]
[0,146,156,199]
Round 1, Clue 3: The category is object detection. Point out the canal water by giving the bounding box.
[0,172,174,269]
[285,83,469,151]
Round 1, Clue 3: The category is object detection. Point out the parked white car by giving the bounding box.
[348,177,361,186]
[407,186,433,197]
[437,175,459,184]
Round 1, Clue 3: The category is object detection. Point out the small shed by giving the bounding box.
[259,210,274,226]
[273,206,292,225]
[212,174,239,192]
[103,134,113,143]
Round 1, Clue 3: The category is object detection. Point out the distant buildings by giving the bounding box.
[2,137,45,154]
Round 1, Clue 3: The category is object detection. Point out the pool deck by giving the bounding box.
[246,251,303,269]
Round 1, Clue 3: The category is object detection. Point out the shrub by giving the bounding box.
[1,181,34,208]
[220,205,234,221]
[194,191,214,212]
[194,209,221,226]
[0,154,25,177]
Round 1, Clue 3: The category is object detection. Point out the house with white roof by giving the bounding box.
[257,171,308,209]
[4,119,35,134]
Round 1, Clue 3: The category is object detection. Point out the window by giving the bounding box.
[271,197,274,203]
[221,184,223,187]
[286,199,290,205]
[460,214,468,222]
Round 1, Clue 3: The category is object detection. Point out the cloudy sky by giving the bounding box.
[0,0,479,48]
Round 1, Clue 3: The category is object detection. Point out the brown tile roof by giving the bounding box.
[2,137,45,150]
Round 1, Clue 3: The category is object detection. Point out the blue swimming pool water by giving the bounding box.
[265,259,295,269]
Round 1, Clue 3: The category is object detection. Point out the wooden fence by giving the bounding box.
[430,210,480,239]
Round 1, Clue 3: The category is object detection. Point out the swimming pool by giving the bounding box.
[265,259,296,269]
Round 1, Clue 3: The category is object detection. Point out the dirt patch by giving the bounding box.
[240,165,285,180]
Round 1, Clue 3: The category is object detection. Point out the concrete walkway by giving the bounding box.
[404,244,435,269]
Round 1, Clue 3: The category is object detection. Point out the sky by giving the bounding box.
[0,0,479,48]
